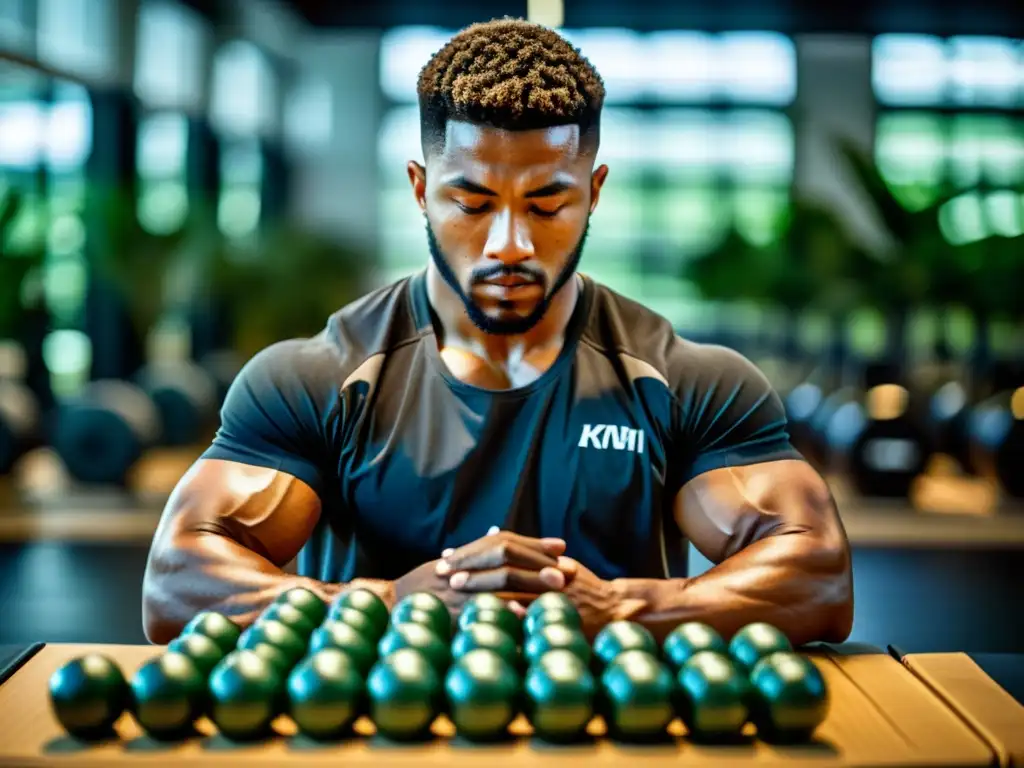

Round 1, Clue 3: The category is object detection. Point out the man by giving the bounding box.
[142,18,853,646]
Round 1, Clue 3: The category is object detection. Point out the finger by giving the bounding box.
[485,527,565,556]
[435,560,453,576]
[446,539,560,572]
[556,556,579,576]
[508,600,527,618]
[451,566,566,594]
[442,548,454,557]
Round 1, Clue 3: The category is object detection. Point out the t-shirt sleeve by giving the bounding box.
[201,338,340,496]
[669,340,802,486]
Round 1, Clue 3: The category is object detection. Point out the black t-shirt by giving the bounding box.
[203,270,801,583]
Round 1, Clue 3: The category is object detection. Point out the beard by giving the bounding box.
[425,219,589,336]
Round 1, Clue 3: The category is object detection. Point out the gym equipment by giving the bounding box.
[663,622,727,671]
[207,651,285,741]
[180,612,241,654]
[275,587,328,625]
[599,650,675,742]
[329,608,382,642]
[0,378,40,475]
[523,649,596,742]
[259,603,316,639]
[377,623,450,675]
[237,620,307,666]
[133,360,219,447]
[593,621,657,670]
[728,623,792,673]
[444,649,519,741]
[391,593,451,640]
[130,652,206,740]
[450,623,519,668]
[524,624,591,666]
[198,350,243,407]
[308,620,376,676]
[287,649,365,740]
[968,383,1024,497]
[458,604,521,644]
[166,632,225,676]
[821,365,931,498]
[366,648,442,741]
[749,651,829,743]
[330,588,389,634]
[51,380,161,486]
[48,654,130,741]
[675,651,750,743]
[524,607,581,637]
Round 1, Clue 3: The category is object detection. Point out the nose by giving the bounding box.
[483,207,534,264]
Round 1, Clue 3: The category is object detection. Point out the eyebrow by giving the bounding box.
[444,176,575,198]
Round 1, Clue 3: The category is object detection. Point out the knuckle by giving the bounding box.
[496,568,512,589]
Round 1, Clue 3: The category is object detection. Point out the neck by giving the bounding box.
[425,262,580,367]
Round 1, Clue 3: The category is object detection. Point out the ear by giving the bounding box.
[589,164,609,213]
[407,161,427,212]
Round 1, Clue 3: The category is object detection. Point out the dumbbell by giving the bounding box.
[0,380,40,476]
[784,379,828,467]
[52,380,161,486]
[823,377,932,498]
[926,380,975,474]
[134,361,219,447]
[197,350,243,407]
[968,384,1024,498]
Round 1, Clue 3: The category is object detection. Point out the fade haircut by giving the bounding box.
[416,18,605,157]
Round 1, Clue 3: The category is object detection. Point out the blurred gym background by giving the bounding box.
[0,0,1021,651]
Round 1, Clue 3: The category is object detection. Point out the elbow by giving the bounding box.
[142,596,178,645]
[819,541,855,643]
[823,581,854,643]
[141,554,184,645]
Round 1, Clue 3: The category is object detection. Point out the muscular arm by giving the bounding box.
[141,458,332,643]
[614,459,854,645]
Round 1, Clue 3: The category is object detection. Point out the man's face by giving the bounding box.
[410,121,608,335]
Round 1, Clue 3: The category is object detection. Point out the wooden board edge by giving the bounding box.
[901,653,1022,768]
[0,643,46,689]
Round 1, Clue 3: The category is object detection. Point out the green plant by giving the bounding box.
[834,137,985,364]
[207,223,370,358]
[0,187,46,340]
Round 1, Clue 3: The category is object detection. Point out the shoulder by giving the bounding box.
[580,277,766,394]
[240,275,422,393]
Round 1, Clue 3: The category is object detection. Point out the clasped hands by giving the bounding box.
[392,528,647,636]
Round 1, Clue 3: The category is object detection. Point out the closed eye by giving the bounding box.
[531,205,565,218]
[456,201,490,214]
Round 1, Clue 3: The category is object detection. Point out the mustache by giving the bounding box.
[470,264,546,285]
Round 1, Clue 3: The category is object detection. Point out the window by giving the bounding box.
[134,0,208,110]
[218,139,263,240]
[872,34,1024,242]
[376,28,797,326]
[210,41,278,138]
[136,112,189,235]
[0,0,33,54]
[36,0,117,80]
[284,74,333,157]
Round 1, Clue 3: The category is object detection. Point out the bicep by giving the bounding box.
[672,459,846,565]
[153,458,322,568]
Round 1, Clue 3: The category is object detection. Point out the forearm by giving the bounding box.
[613,533,853,646]
[142,531,389,643]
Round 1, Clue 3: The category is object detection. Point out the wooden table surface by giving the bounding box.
[0,643,997,767]
[899,652,1024,768]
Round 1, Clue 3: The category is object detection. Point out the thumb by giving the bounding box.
[556,556,579,576]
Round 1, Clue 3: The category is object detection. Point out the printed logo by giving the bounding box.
[578,424,645,454]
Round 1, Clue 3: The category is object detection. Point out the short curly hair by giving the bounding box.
[416,18,605,156]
